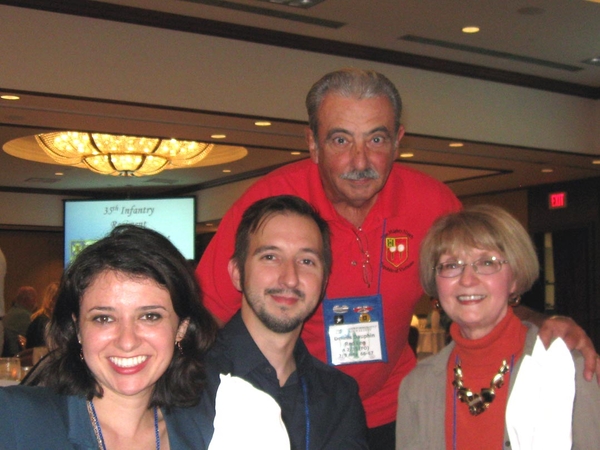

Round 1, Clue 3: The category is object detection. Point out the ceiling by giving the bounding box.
[2,0,600,209]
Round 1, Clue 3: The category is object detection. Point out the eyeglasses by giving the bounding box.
[434,257,509,278]
[354,229,373,288]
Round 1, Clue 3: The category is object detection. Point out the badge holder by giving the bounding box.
[323,294,388,366]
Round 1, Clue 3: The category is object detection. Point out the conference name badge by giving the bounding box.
[323,295,388,366]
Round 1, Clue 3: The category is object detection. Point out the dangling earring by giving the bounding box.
[78,338,84,361]
[508,295,521,307]
[432,299,442,310]
[176,340,183,355]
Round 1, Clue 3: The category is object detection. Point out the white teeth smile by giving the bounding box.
[109,355,148,368]
[457,295,485,302]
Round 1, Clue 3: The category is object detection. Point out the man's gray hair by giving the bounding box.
[305,68,403,138]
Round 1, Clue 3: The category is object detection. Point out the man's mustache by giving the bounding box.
[340,168,380,180]
[265,288,305,299]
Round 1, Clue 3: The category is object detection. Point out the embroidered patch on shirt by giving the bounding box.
[384,235,409,268]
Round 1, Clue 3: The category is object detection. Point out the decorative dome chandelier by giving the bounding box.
[35,131,215,176]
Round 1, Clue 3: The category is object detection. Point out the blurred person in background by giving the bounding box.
[26,281,59,349]
[3,285,37,356]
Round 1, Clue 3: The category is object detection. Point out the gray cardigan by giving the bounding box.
[396,323,600,450]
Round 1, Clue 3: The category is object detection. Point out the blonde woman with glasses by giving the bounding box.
[396,205,600,449]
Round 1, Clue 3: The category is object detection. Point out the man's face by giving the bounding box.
[229,213,326,334]
[307,93,404,211]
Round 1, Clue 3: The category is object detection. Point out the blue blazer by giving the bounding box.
[0,386,213,449]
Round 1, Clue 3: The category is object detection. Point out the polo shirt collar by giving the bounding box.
[220,312,313,381]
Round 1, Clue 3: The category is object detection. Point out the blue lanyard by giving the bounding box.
[376,219,387,293]
[300,376,310,450]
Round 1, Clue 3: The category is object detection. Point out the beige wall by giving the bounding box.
[461,190,529,228]
[0,192,65,227]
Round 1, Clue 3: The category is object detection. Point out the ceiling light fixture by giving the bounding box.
[1,95,20,101]
[258,0,324,9]
[582,56,600,66]
[35,131,215,177]
[462,26,480,34]
[449,142,464,147]
[400,152,414,158]
[254,121,272,127]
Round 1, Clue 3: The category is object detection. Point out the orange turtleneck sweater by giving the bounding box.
[444,308,527,449]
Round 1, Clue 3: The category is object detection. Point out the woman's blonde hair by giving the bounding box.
[31,281,59,320]
[420,204,539,299]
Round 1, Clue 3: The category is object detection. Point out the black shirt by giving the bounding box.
[26,314,50,349]
[204,312,368,450]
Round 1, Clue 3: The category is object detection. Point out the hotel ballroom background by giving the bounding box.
[0,1,599,354]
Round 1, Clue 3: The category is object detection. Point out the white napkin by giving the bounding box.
[208,374,290,450]
[505,337,575,450]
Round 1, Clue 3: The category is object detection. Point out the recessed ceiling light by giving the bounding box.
[255,121,271,127]
[291,151,301,155]
[211,134,226,139]
[449,142,464,148]
[582,56,600,66]
[257,0,325,9]
[1,95,20,101]
[541,168,554,173]
[400,152,414,158]
[462,26,480,34]
[222,169,231,173]
[592,160,600,165]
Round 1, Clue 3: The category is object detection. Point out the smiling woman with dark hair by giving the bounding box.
[0,225,218,449]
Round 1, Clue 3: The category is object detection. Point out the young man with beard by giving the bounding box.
[203,195,368,450]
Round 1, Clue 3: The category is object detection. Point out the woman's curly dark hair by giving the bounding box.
[25,224,217,411]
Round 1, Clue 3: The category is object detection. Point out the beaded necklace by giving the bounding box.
[86,400,160,450]
[452,358,510,416]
